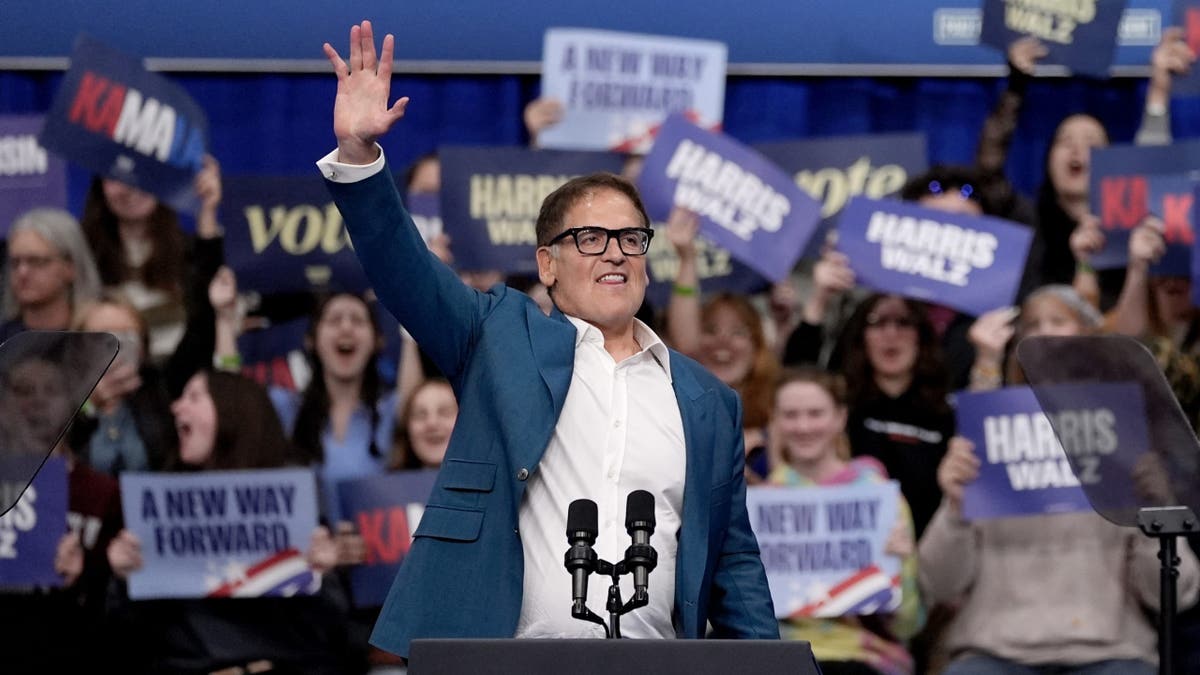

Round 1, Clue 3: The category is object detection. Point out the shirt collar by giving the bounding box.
[564,315,672,382]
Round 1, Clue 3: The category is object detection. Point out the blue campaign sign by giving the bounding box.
[0,115,68,237]
[956,384,1146,520]
[538,28,727,153]
[224,175,368,295]
[980,0,1129,77]
[1089,142,1200,269]
[438,146,626,275]
[642,224,769,308]
[637,115,823,282]
[37,35,208,213]
[1172,0,1200,95]
[836,196,1033,316]
[237,317,310,392]
[0,457,68,589]
[338,470,438,607]
[747,481,902,619]
[755,133,929,260]
[119,468,321,600]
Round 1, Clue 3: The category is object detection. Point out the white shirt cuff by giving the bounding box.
[315,144,386,183]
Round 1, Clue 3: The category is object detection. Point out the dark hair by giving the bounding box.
[80,177,186,300]
[838,293,950,415]
[535,173,650,246]
[403,152,440,193]
[168,371,291,470]
[388,377,454,471]
[700,293,779,429]
[292,292,383,465]
[900,164,1002,217]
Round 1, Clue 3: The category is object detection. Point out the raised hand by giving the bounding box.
[524,97,565,146]
[107,529,144,579]
[1128,215,1166,270]
[1008,36,1048,75]
[323,20,410,165]
[1069,213,1105,265]
[664,206,700,256]
[968,305,1019,363]
[937,436,980,515]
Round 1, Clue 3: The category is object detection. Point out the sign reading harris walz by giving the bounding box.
[38,34,208,212]
[637,115,823,282]
[836,197,1033,316]
[980,0,1129,77]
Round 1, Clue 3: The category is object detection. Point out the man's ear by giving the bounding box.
[536,246,557,289]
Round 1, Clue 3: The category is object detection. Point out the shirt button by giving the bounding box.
[613,420,621,428]
[517,468,529,481]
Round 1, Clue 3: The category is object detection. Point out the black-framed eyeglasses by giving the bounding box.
[545,227,654,256]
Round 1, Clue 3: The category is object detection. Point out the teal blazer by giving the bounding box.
[326,166,778,657]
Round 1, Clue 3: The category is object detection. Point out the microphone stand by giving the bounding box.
[1136,506,1197,675]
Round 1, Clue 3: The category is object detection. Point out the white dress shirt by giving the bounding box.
[515,316,686,639]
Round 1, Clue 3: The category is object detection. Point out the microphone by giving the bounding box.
[564,499,599,616]
[624,490,658,604]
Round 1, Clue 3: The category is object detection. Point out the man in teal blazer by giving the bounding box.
[320,21,777,658]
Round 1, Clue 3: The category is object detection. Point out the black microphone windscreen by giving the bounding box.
[567,499,598,539]
[625,490,656,530]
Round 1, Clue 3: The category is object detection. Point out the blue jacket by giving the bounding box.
[325,165,778,657]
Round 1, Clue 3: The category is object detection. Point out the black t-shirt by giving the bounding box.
[847,387,954,539]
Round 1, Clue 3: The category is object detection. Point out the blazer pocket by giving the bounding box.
[440,459,497,492]
[413,505,485,542]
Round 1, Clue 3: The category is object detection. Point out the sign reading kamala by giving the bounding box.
[980,0,1129,77]
[637,115,823,282]
[538,28,726,154]
[119,468,321,600]
[956,384,1146,520]
[223,176,367,295]
[0,457,67,589]
[747,482,902,619]
[338,470,438,608]
[836,197,1033,316]
[438,146,625,275]
[755,133,929,260]
[1175,0,1200,95]
[0,116,68,236]
[1089,142,1200,273]
[38,35,208,213]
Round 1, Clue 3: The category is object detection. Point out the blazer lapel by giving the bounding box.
[516,303,576,472]
[669,353,716,633]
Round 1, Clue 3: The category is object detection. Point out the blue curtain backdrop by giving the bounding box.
[4,69,1200,220]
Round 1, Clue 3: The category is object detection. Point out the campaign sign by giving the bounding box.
[38,35,208,212]
[836,196,1033,316]
[642,224,769,308]
[0,457,67,589]
[237,317,310,392]
[406,192,443,246]
[956,384,1145,520]
[748,481,902,619]
[223,176,367,295]
[980,0,1128,78]
[538,28,727,153]
[438,146,625,274]
[1090,141,1200,270]
[638,115,823,282]
[337,469,438,607]
[755,133,929,260]
[120,468,321,600]
[1173,0,1200,96]
[0,115,68,236]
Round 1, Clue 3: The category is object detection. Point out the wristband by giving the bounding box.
[213,353,242,372]
[672,283,697,297]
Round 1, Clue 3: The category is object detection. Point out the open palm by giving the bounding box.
[323,20,409,163]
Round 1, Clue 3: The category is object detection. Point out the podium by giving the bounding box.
[408,639,821,675]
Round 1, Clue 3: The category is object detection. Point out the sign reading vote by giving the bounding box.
[836,196,1033,316]
[538,28,727,153]
[439,146,625,275]
[338,470,438,607]
[638,115,823,282]
[0,457,67,589]
[39,34,208,212]
[756,133,928,259]
[0,115,68,236]
[120,468,320,600]
[956,384,1145,520]
[223,175,367,295]
[980,0,1128,77]
[748,482,902,618]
